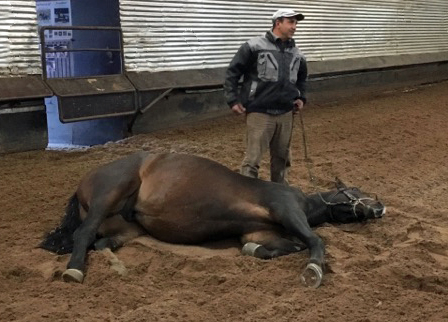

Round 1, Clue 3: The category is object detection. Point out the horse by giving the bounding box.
[40,151,386,288]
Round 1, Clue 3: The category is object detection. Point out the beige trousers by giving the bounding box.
[241,111,293,184]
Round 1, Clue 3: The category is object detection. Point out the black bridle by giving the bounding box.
[320,188,377,221]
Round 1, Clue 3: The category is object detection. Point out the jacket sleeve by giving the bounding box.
[224,42,253,107]
[296,57,308,104]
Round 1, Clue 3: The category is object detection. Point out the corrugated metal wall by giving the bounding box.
[0,1,41,76]
[119,0,448,72]
[302,0,448,60]
[1,1,447,76]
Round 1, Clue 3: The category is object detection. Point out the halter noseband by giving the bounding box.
[320,188,377,221]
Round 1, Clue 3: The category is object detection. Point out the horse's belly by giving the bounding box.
[134,212,237,244]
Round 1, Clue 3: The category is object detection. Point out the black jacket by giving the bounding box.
[224,31,307,114]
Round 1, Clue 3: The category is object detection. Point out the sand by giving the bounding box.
[0,81,447,322]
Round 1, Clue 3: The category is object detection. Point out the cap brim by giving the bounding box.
[290,13,305,21]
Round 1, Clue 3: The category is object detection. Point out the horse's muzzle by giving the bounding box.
[367,204,386,219]
[374,205,386,218]
[362,200,386,220]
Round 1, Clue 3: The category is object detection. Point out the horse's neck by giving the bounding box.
[305,191,334,227]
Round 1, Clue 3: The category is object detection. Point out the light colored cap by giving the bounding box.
[272,9,305,22]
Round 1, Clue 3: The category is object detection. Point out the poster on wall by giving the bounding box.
[36,0,72,41]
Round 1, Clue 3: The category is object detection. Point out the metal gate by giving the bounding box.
[39,26,137,122]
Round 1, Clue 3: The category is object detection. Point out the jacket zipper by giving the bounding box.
[280,49,285,92]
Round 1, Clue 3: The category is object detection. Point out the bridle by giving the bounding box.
[321,188,378,221]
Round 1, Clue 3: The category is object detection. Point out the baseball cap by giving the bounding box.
[272,9,305,22]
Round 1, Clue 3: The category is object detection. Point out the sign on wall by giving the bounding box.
[37,0,72,41]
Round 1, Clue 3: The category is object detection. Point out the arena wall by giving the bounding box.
[1,0,448,151]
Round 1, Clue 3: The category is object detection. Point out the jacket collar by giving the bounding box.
[266,30,296,48]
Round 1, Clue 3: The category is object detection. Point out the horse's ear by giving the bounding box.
[335,177,347,189]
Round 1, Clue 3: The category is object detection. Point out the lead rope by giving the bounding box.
[297,109,333,206]
[297,109,318,190]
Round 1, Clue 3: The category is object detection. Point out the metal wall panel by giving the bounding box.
[119,0,448,72]
[0,1,41,76]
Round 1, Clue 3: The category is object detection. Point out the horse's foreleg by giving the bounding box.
[275,207,326,288]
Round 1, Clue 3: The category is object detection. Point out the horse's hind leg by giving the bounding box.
[94,215,146,251]
[240,231,306,259]
[63,203,111,283]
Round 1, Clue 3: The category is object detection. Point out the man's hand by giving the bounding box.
[293,99,304,114]
[231,103,246,115]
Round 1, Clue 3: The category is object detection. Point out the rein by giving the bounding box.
[297,109,375,220]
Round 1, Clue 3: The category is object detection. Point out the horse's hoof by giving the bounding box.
[62,269,84,283]
[300,263,323,288]
[241,242,262,256]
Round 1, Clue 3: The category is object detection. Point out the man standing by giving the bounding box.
[224,9,308,184]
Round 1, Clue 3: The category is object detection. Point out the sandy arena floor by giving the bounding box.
[1,81,448,322]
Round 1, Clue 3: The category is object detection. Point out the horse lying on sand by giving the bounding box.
[40,152,386,288]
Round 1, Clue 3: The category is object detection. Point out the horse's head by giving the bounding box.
[325,178,386,223]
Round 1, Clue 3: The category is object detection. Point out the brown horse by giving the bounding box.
[40,151,385,288]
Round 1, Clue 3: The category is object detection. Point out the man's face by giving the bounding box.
[276,17,298,40]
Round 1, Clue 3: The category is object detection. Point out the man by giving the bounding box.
[224,9,308,184]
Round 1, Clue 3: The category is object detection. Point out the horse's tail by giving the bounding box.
[40,193,82,254]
